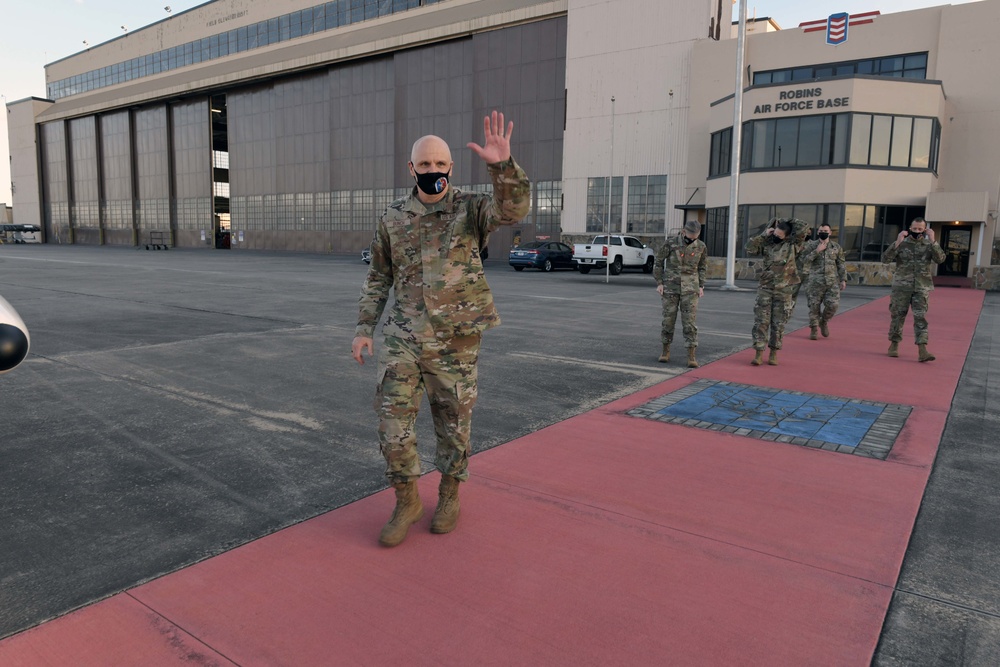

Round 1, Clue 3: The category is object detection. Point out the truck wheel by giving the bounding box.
[579,266,591,274]
[643,256,654,274]
[609,257,623,276]
[542,259,553,272]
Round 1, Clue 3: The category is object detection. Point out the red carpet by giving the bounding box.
[0,290,983,665]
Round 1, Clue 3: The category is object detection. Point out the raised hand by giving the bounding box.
[926,228,936,242]
[896,230,909,246]
[467,110,513,164]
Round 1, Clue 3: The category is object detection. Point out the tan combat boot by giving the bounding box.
[379,481,423,547]
[687,348,699,369]
[768,349,779,366]
[918,344,936,362]
[820,321,830,337]
[431,474,461,534]
[888,341,899,358]
[658,344,670,363]
[751,349,764,366]
[809,326,818,340]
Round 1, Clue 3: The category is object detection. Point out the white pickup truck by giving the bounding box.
[573,235,655,275]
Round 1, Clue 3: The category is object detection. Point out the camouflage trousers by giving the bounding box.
[661,291,700,348]
[752,285,794,351]
[375,334,481,484]
[805,280,841,328]
[888,288,931,345]
[790,283,802,314]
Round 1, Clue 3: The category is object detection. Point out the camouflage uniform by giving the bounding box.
[745,219,809,351]
[357,157,530,484]
[799,238,847,328]
[653,232,707,349]
[882,236,946,345]
[790,245,807,312]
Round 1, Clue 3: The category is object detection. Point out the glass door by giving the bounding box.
[938,225,973,276]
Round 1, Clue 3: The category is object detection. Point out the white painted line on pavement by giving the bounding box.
[508,351,685,377]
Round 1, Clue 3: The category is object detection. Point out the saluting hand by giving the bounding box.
[467,110,513,164]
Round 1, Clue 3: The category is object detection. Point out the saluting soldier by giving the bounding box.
[653,220,707,368]
[799,223,847,340]
[745,217,809,366]
[352,111,531,547]
[882,216,946,361]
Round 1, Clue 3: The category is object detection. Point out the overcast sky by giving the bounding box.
[0,0,983,207]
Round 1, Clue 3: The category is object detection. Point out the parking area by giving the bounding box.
[0,244,890,639]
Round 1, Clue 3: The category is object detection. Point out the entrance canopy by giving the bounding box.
[925,191,989,223]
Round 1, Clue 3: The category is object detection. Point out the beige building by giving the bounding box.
[6,0,1000,288]
[6,0,729,255]
[687,1,1000,287]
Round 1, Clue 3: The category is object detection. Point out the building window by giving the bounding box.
[730,112,937,174]
[709,128,732,177]
[586,176,623,234]
[626,175,667,235]
[752,52,928,85]
[703,207,729,257]
[704,203,924,259]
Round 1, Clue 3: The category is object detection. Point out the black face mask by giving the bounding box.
[683,236,696,245]
[817,232,830,240]
[909,231,924,240]
[769,234,783,244]
[414,170,450,196]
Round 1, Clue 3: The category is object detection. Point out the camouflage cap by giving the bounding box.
[683,220,701,234]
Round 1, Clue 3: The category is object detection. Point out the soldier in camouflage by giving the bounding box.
[352,111,531,547]
[881,217,946,361]
[789,250,805,315]
[653,220,707,368]
[799,223,847,340]
[745,217,809,366]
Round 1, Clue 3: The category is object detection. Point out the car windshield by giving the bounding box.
[517,241,545,249]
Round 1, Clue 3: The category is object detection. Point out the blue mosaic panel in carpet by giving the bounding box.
[626,379,911,459]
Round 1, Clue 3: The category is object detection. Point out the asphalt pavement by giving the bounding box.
[1,244,996,664]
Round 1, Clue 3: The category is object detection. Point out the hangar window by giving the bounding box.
[627,175,667,235]
[47,0,448,100]
[586,177,623,234]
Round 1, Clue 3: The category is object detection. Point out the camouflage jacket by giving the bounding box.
[882,236,946,291]
[653,233,707,294]
[800,238,847,286]
[356,157,531,341]
[745,218,809,290]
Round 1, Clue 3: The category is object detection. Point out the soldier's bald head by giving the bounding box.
[410,135,452,167]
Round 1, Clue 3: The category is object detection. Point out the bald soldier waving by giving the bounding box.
[352,111,531,547]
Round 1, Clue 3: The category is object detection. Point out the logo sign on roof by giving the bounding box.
[799,11,880,45]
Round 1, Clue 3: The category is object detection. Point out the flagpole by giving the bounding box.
[722,0,747,290]
[606,95,615,284]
